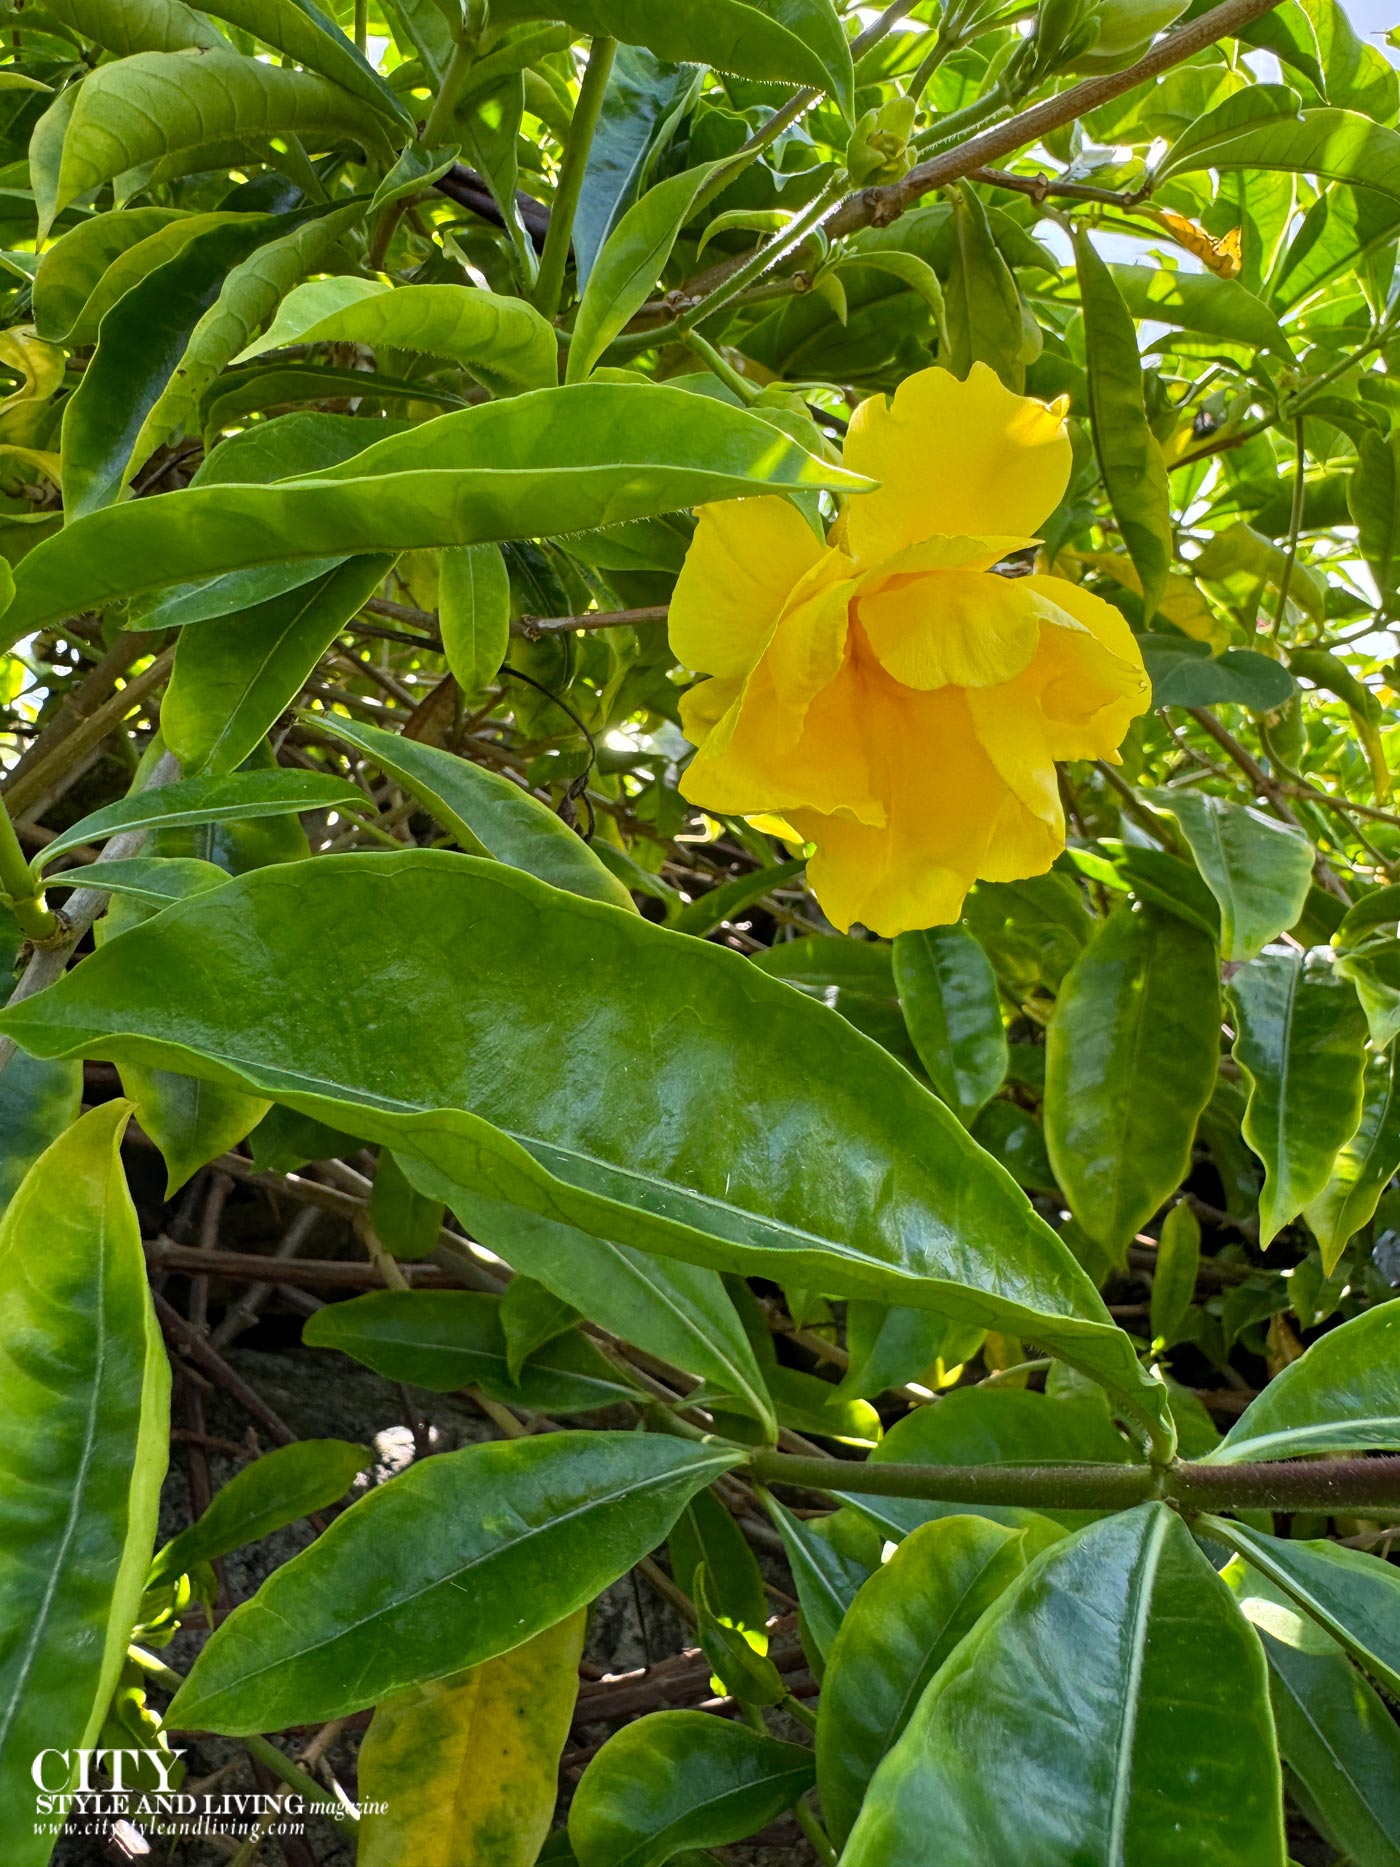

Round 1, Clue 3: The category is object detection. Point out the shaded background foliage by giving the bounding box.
[3,0,1400,1861]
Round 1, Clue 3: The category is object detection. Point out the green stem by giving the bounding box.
[679,178,847,337]
[0,799,56,942]
[422,36,480,150]
[533,35,617,320]
[354,0,367,54]
[680,329,760,402]
[794,1794,839,1866]
[748,1450,1400,1516]
[1270,417,1306,638]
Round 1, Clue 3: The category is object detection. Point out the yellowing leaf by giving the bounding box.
[355,1610,586,1865]
[1153,209,1243,280]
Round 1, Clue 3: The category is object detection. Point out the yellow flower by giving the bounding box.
[669,363,1151,937]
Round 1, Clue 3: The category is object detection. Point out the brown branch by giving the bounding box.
[146,1240,465,1290]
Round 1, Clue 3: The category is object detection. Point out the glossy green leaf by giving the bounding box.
[458,1192,776,1435]
[668,858,807,940]
[312,713,636,912]
[765,1500,880,1660]
[1229,952,1370,1246]
[1205,1301,1400,1463]
[1335,937,1400,1048]
[668,1488,768,1643]
[60,214,281,518]
[236,278,558,397]
[1149,1202,1200,1349]
[843,1505,1285,1867]
[304,1290,639,1414]
[149,1439,366,1587]
[54,857,232,907]
[570,1711,815,1867]
[499,1277,577,1382]
[369,1148,443,1260]
[837,1302,984,1399]
[1045,905,1221,1260]
[0,1104,169,1858]
[1140,636,1298,711]
[1350,430,1400,598]
[1208,1519,1400,1698]
[1076,229,1172,620]
[1150,791,1313,962]
[0,1049,81,1215]
[575,44,699,286]
[490,0,854,115]
[37,0,226,56]
[945,185,1025,389]
[34,770,359,871]
[121,1063,267,1194]
[1107,262,1289,353]
[893,924,1007,1124]
[1304,1047,1400,1271]
[692,1564,786,1706]
[31,205,189,343]
[5,385,865,642]
[164,556,393,777]
[166,1432,738,1733]
[182,0,410,125]
[357,1610,585,1867]
[440,544,512,696]
[568,162,724,383]
[136,199,367,461]
[1159,99,1400,204]
[0,851,1174,1447]
[1232,1564,1400,1867]
[31,51,391,237]
[816,1516,1029,1846]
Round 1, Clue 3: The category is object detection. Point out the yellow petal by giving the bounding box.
[791,687,1023,936]
[1018,575,1151,761]
[680,656,885,826]
[679,674,742,749]
[965,679,1064,837]
[842,363,1073,568]
[764,555,858,725]
[856,569,1058,690]
[668,496,825,679]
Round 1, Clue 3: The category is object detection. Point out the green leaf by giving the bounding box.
[669,1489,769,1643]
[0,851,1175,1449]
[118,1064,266,1195]
[837,1302,984,1399]
[1229,952,1370,1246]
[944,185,1025,389]
[303,1290,640,1414]
[1231,1564,1400,1867]
[166,1432,738,1733]
[500,1277,578,1382]
[1335,937,1400,1049]
[163,556,393,777]
[1159,99,1400,205]
[765,1499,880,1660]
[1150,791,1314,962]
[1207,1520,1400,1698]
[575,44,699,286]
[31,51,390,238]
[0,1045,79,1223]
[847,1385,1133,1540]
[370,1149,444,1261]
[136,199,367,462]
[570,1711,815,1867]
[1204,1301,1400,1463]
[1045,904,1221,1261]
[236,278,558,398]
[1106,262,1289,353]
[568,161,724,383]
[842,1505,1285,1867]
[34,770,359,871]
[181,0,411,127]
[1139,635,1298,711]
[0,1104,169,1857]
[667,858,807,940]
[1076,228,1172,619]
[53,857,231,906]
[816,1516,1028,1846]
[36,0,227,57]
[489,0,854,115]
[60,214,281,518]
[1349,429,1400,598]
[149,1439,366,1587]
[32,205,190,343]
[1149,1201,1200,1349]
[440,544,512,696]
[357,1611,585,1867]
[693,1564,786,1706]
[456,1192,776,1435]
[1304,1047,1400,1271]
[4,386,866,642]
[892,924,1007,1124]
[312,713,636,912]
